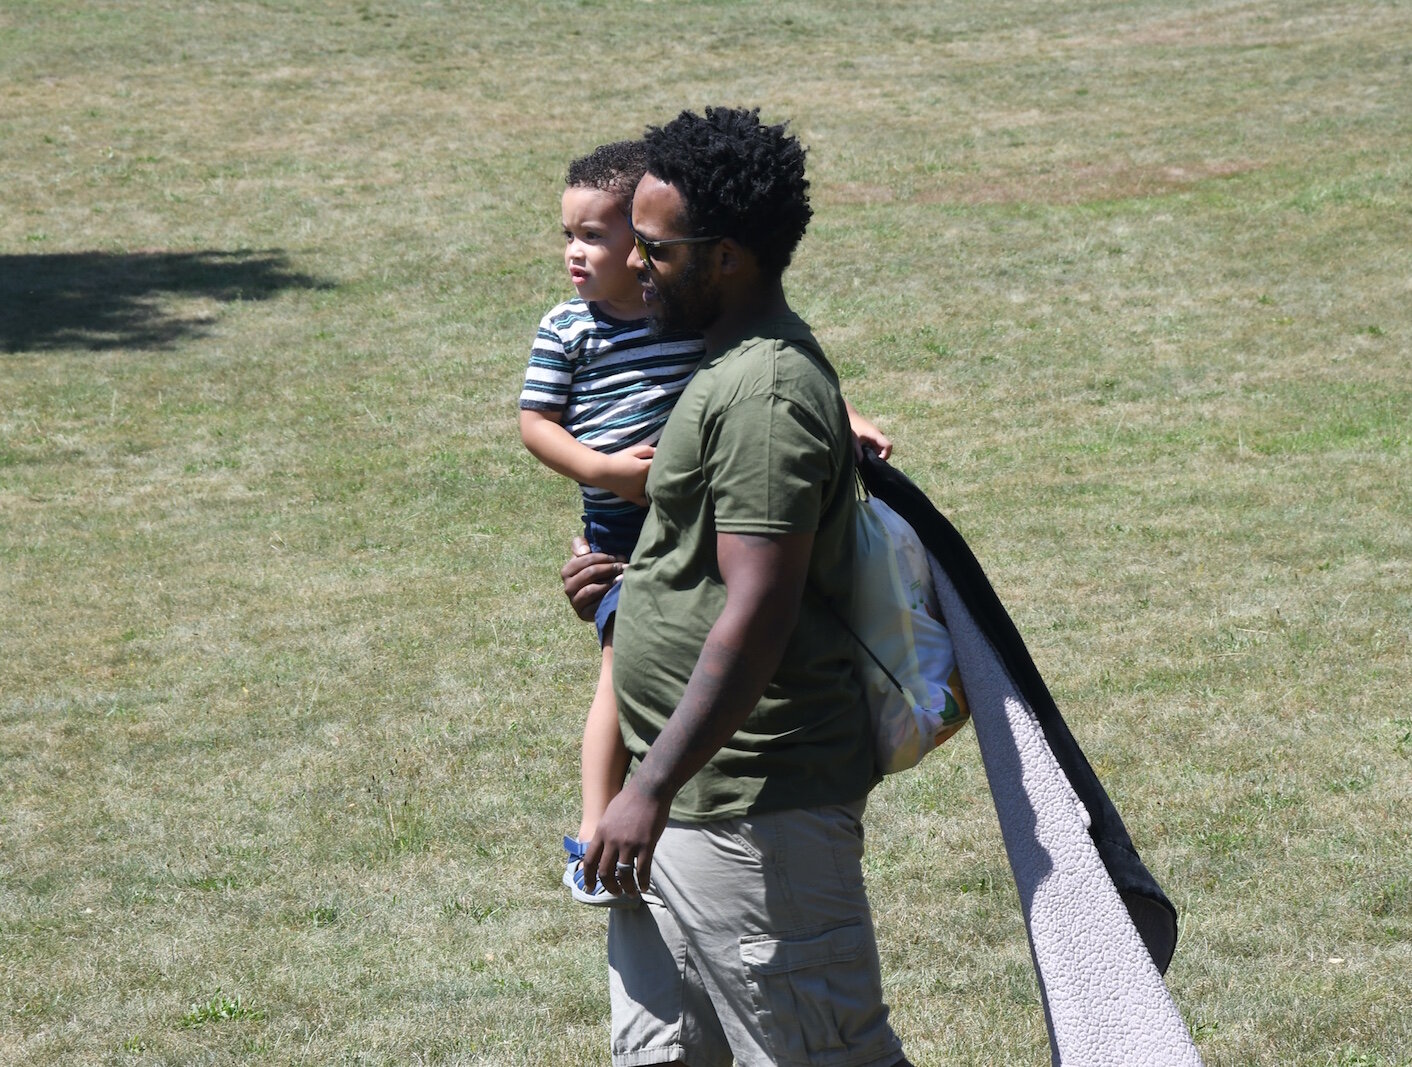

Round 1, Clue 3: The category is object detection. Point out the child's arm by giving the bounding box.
[844,398,893,461]
[519,408,654,507]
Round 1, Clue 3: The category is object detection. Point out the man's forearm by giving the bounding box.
[629,530,809,805]
[628,598,795,803]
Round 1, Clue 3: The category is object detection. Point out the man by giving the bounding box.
[569,107,913,1067]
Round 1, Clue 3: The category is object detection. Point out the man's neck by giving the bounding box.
[703,278,790,354]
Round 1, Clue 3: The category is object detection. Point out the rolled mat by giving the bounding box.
[860,453,1204,1067]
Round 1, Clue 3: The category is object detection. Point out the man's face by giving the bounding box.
[629,175,721,336]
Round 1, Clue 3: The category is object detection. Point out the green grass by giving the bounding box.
[2,1,1410,1064]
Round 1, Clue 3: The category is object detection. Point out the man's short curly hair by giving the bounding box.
[565,139,649,216]
[643,107,812,279]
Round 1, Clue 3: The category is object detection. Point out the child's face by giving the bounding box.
[561,186,645,319]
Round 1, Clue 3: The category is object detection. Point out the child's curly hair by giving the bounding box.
[642,107,812,279]
[565,140,650,216]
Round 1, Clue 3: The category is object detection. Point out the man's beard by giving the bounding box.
[648,251,720,337]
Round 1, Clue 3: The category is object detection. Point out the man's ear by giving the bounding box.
[717,237,749,276]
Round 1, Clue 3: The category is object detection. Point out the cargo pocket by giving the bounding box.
[739,921,876,1066]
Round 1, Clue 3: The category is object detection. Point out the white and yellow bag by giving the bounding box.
[846,496,970,774]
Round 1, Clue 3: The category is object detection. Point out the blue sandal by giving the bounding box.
[563,836,639,908]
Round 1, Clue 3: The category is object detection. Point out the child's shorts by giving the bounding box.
[585,508,647,648]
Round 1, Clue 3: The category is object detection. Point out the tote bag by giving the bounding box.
[844,495,971,774]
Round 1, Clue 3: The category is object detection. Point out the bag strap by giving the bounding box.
[811,457,909,700]
[812,587,910,700]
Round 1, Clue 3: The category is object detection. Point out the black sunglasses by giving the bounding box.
[630,224,722,272]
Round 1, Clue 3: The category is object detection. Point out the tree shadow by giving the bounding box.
[1,249,334,353]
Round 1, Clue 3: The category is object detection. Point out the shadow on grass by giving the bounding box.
[1,249,334,353]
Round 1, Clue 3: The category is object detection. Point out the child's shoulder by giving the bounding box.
[538,295,594,329]
[538,296,638,335]
[537,297,658,353]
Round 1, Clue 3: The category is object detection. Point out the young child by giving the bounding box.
[519,140,694,907]
[520,140,892,906]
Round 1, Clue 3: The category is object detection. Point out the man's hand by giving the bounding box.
[561,536,626,622]
[582,780,671,900]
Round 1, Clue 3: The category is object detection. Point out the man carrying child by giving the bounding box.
[566,106,916,1067]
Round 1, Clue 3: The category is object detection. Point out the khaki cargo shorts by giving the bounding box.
[607,800,904,1067]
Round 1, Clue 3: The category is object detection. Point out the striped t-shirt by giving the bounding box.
[519,298,704,520]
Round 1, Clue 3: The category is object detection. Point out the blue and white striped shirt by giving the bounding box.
[520,298,704,519]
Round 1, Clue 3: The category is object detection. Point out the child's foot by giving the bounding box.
[563,836,639,908]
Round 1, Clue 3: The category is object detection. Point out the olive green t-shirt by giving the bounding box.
[612,313,874,822]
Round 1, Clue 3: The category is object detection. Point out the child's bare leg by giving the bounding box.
[578,636,630,842]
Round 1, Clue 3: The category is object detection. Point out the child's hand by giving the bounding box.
[852,422,893,462]
[598,445,655,506]
[844,400,892,461]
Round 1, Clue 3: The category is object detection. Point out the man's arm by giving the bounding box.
[583,528,814,898]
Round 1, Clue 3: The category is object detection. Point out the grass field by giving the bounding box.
[2,1,1409,1064]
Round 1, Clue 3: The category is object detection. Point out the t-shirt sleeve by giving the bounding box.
[704,393,834,535]
[519,315,572,413]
